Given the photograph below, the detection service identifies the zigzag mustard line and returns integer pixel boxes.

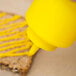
[0,42,29,51]
[0,15,21,21]
[0,15,21,25]
[7,42,32,53]
[0,31,19,36]
[0,21,27,29]
[0,52,29,57]
[0,34,26,42]
[0,40,27,47]
[0,29,27,37]
[0,23,26,35]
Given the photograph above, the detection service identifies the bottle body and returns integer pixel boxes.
[26,0,76,51]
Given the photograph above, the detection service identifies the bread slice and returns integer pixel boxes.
[0,11,33,76]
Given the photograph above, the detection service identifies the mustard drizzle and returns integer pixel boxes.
[0,12,36,57]
[0,12,39,57]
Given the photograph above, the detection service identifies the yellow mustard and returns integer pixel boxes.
[0,12,39,57]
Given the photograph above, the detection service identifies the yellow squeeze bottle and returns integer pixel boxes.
[0,0,76,57]
[26,0,76,55]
